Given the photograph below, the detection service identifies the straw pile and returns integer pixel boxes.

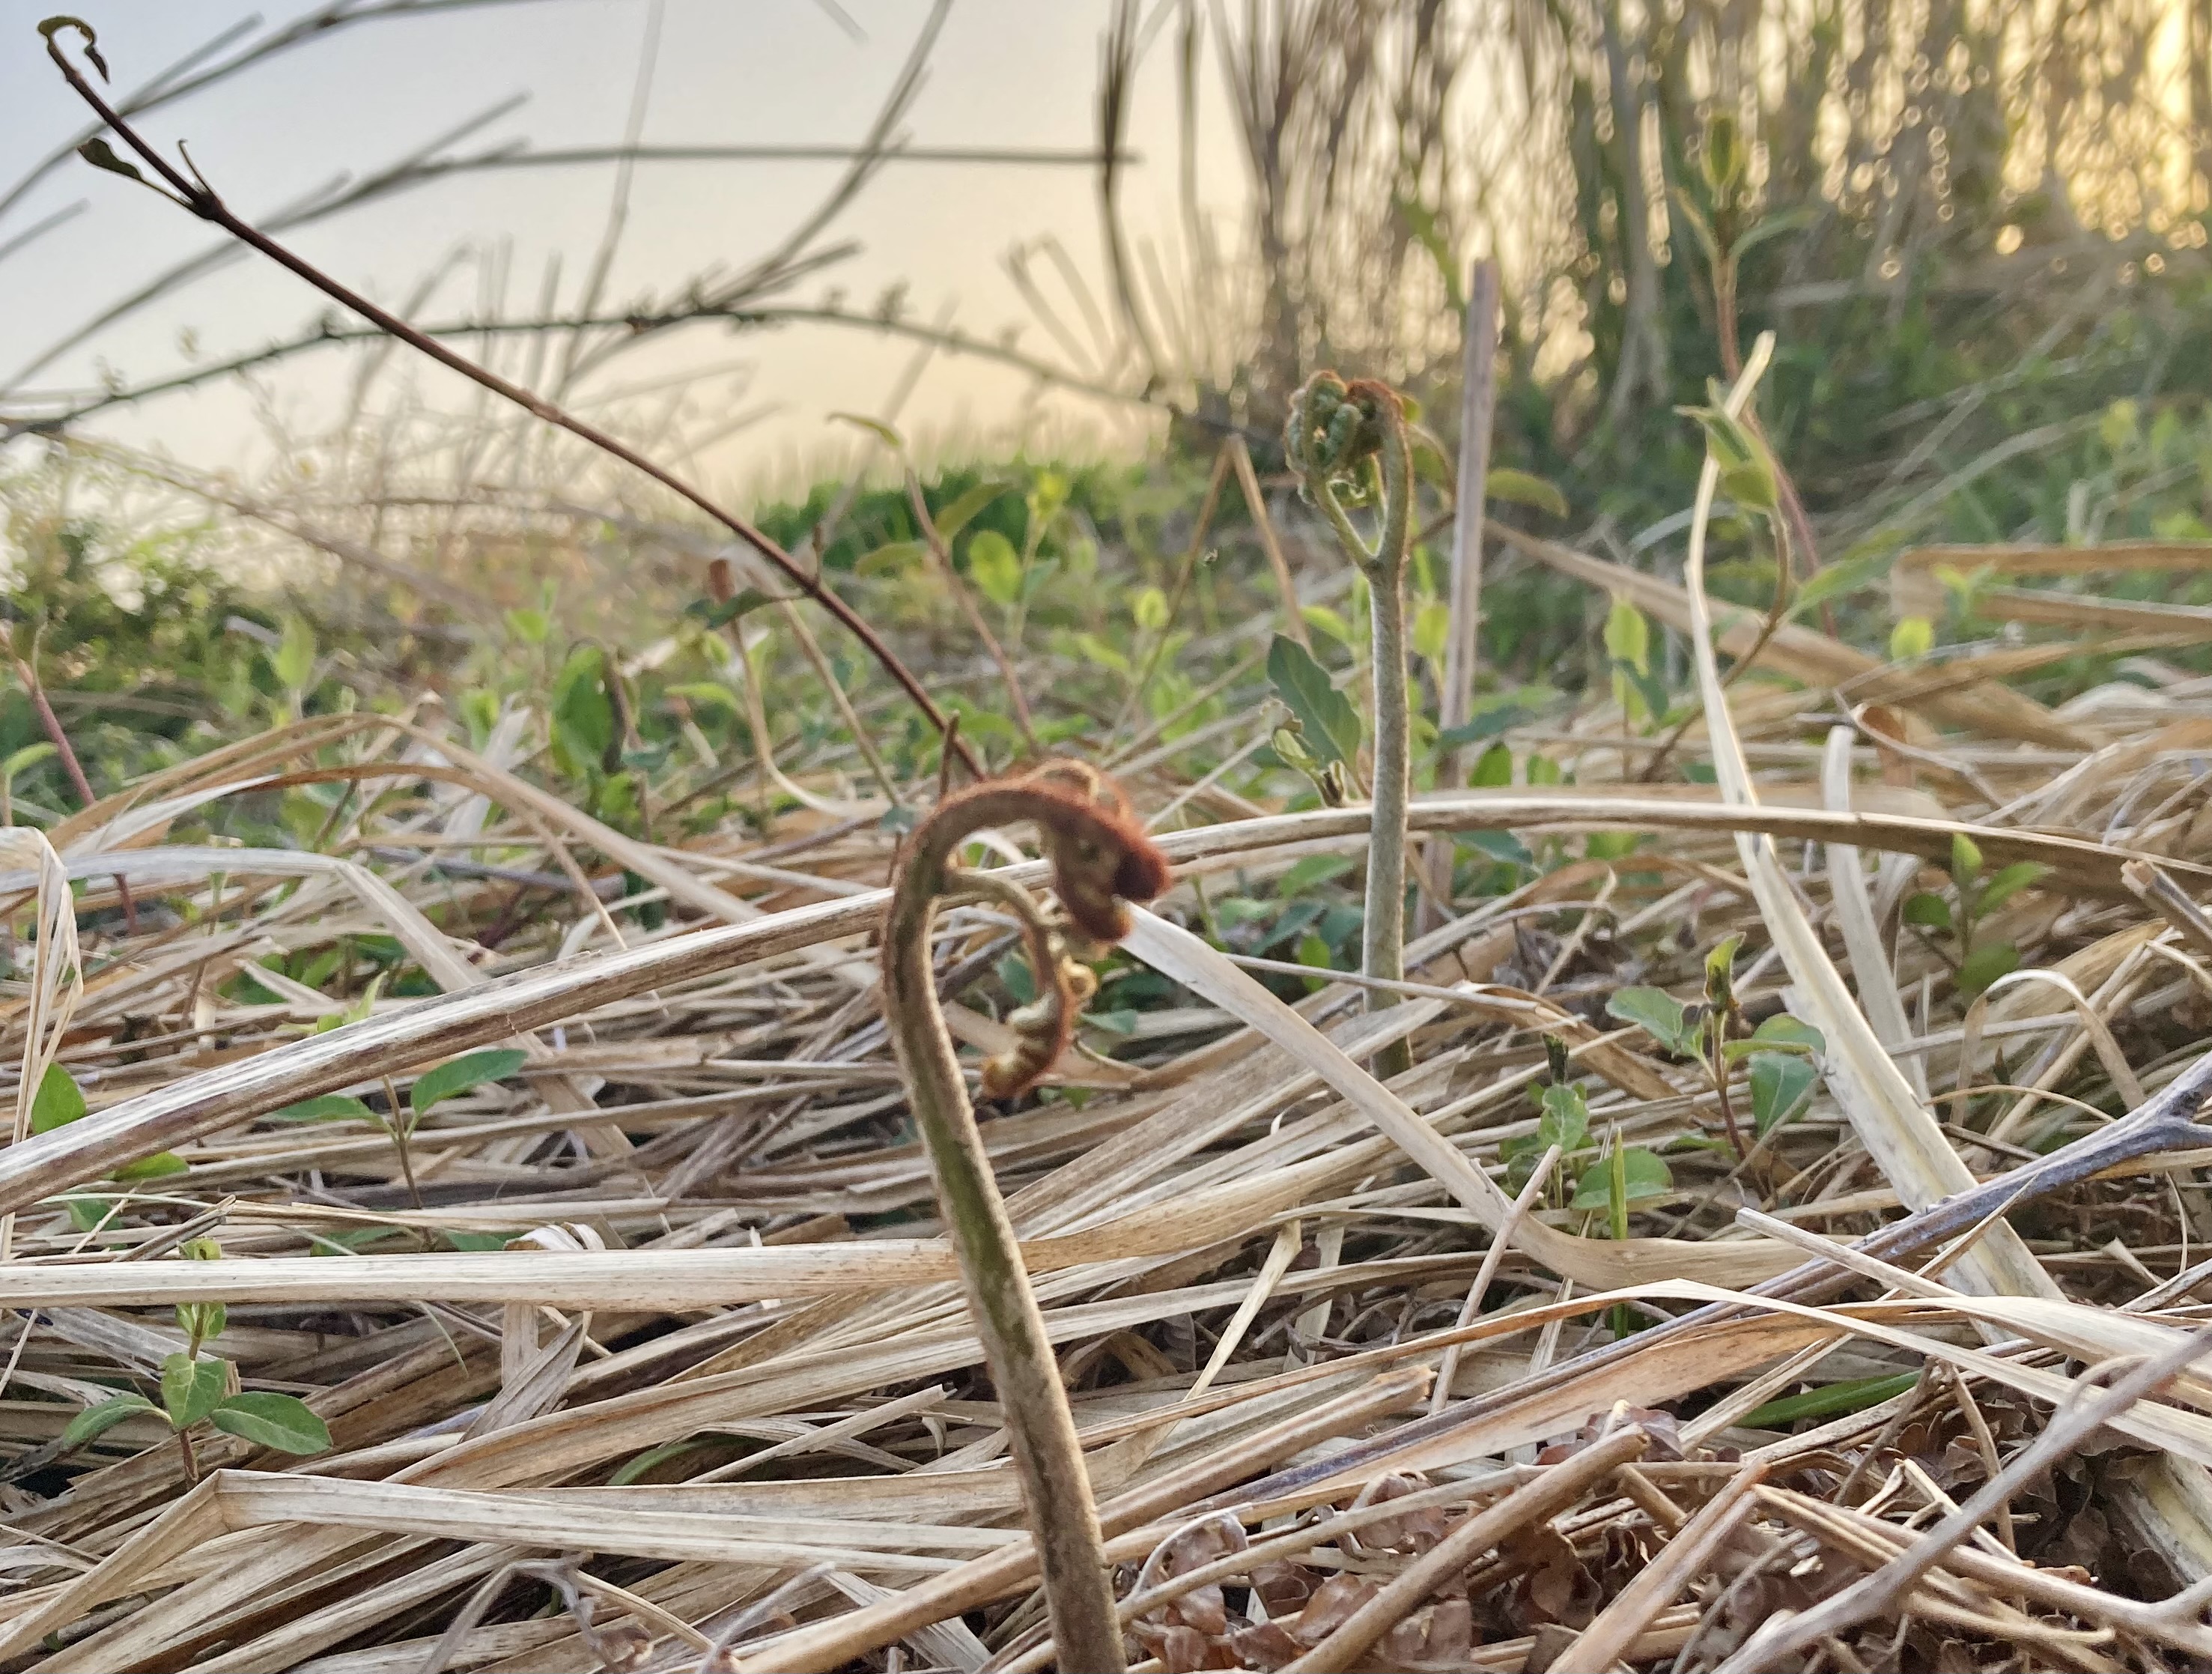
[7,530,2212,1674]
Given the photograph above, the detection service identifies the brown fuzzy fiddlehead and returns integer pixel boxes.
[881,761,1167,1674]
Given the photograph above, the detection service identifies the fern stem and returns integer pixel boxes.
[881,770,1165,1674]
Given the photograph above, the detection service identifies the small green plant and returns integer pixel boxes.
[31,1064,186,1230]
[1903,834,2047,998]
[62,1238,329,1482]
[274,1048,528,1208]
[1499,1037,1675,1219]
[1607,938,1826,1156]
[1284,372,1418,1077]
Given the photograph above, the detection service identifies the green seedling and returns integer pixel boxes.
[1284,372,1419,1079]
[273,1048,527,1209]
[31,1064,186,1228]
[1608,936,1826,1157]
[1500,1037,1674,1234]
[1903,833,2047,998]
[63,1238,329,1482]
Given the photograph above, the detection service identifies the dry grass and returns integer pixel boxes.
[6,464,2212,1674]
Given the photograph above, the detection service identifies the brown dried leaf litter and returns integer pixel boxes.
[13,561,2212,1670]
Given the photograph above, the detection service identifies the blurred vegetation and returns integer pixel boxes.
[3,0,2211,855]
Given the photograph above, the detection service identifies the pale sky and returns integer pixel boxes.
[0,1,1240,499]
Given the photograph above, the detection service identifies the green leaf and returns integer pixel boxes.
[667,682,739,718]
[827,411,905,449]
[270,1094,377,1124]
[160,1353,229,1431]
[61,1393,157,1450]
[1468,742,1513,788]
[609,1438,711,1486]
[1903,892,1954,932]
[174,1300,225,1349]
[2099,398,2139,455]
[1749,1052,1819,1135]
[854,539,925,578]
[1462,830,1532,868]
[1,742,57,782]
[1437,703,1532,750]
[1584,830,1640,862]
[1300,604,1354,646]
[209,1392,330,1455]
[66,1197,112,1234]
[1729,205,1817,261]
[1703,110,1746,195]
[272,616,317,693]
[1602,597,1651,674]
[1724,1014,1826,1060]
[1570,1146,1671,1210]
[1278,855,1354,895]
[503,606,549,643]
[932,480,1012,541]
[1790,551,1891,617]
[1957,941,2020,998]
[1978,861,2048,914]
[1950,831,1984,886]
[442,1230,511,1252]
[30,1064,85,1134]
[1536,1083,1590,1155]
[1020,557,1060,602]
[1071,632,1130,676]
[1483,467,1569,518]
[550,645,615,765]
[1739,1371,1918,1430]
[997,950,1038,1006]
[684,587,783,628]
[1678,403,1778,512]
[1756,1014,1824,1051]
[1606,986,1695,1055]
[967,530,1022,607]
[111,1151,187,1181]
[1889,616,1934,661]
[1704,933,1743,995]
[1267,635,1361,770]
[1413,598,1450,664]
[76,136,143,184]
[410,1049,527,1119]
[1131,584,1170,631]
[1292,932,1334,991]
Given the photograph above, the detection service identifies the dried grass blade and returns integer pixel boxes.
[1119,909,1808,1287]
[1683,336,2055,1305]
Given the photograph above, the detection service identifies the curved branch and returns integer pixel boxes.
[37,19,982,780]
[881,762,1167,1674]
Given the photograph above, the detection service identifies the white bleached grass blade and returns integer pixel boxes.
[1681,336,2056,1305]
[1820,727,1927,1099]
[1118,907,1811,1288]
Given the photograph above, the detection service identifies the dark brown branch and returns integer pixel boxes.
[39,21,979,778]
